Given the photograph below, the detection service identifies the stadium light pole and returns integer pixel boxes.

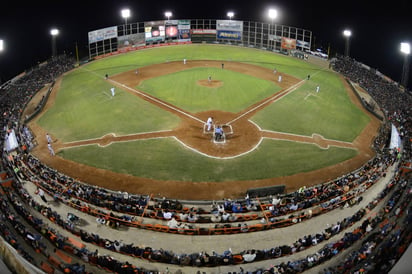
[0,39,3,84]
[121,8,131,36]
[50,28,59,58]
[268,8,278,49]
[227,11,234,21]
[400,42,410,88]
[343,29,352,58]
[165,11,172,21]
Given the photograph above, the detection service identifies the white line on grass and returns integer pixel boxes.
[63,130,173,145]
[79,66,205,124]
[227,79,305,125]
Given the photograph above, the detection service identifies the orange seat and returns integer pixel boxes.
[55,249,72,263]
[41,262,55,274]
[67,237,85,249]
[48,256,61,268]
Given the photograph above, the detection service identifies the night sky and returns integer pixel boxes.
[0,0,411,88]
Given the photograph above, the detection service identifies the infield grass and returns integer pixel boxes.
[138,67,281,112]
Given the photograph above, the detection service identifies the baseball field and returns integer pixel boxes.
[28,44,379,199]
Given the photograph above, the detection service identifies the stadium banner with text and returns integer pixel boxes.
[178,20,191,42]
[190,29,217,43]
[145,21,166,43]
[216,20,243,31]
[88,26,118,44]
[216,20,243,41]
[281,37,297,50]
[217,30,242,41]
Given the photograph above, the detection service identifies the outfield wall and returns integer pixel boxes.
[88,19,312,59]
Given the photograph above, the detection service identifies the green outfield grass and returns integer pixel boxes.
[37,44,371,182]
[59,138,358,182]
[252,69,370,142]
[137,67,281,113]
[37,69,180,142]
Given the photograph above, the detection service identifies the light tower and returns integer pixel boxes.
[50,28,59,58]
[121,8,131,35]
[268,8,278,49]
[343,29,352,58]
[227,11,234,21]
[165,11,172,21]
[400,42,410,88]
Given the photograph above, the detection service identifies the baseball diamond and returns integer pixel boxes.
[25,44,379,200]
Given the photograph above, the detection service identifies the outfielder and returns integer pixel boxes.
[110,87,115,97]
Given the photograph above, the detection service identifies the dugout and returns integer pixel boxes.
[246,185,285,198]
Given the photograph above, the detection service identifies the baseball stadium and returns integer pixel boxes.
[0,17,411,274]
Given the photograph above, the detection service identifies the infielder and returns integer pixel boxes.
[46,133,52,143]
[47,143,55,156]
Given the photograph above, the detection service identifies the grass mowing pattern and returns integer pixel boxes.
[38,69,180,142]
[137,67,281,113]
[252,70,370,142]
[59,138,358,182]
[38,44,370,182]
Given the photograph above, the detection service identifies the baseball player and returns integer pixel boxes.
[111,87,115,97]
[47,143,55,156]
[206,117,213,131]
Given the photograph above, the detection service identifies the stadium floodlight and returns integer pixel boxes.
[227,11,234,21]
[0,39,4,52]
[343,29,352,58]
[165,11,172,21]
[121,8,131,35]
[50,28,59,57]
[268,8,278,23]
[267,8,278,49]
[400,42,410,88]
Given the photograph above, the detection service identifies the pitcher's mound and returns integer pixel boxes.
[197,79,223,88]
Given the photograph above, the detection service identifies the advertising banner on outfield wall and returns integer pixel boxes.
[145,21,166,43]
[118,33,146,51]
[217,31,242,41]
[178,20,191,42]
[88,26,118,44]
[216,20,243,41]
[281,37,297,50]
[216,20,243,31]
[191,29,217,43]
[165,20,179,39]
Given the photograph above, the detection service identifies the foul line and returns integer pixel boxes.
[227,79,305,125]
[80,66,205,124]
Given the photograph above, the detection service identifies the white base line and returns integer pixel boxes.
[227,79,305,125]
[80,66,205,124]
[63,130,173,145]
[115,81,205,124]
